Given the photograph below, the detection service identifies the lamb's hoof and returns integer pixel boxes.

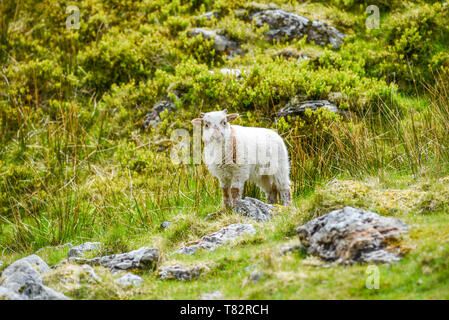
[232,197,274,221]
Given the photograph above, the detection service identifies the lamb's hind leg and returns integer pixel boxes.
[259,175,278,204]
[274,175,292,206]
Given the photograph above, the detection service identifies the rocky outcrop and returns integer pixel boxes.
[158,265,207,281]
[143,100,176,128]
[67,242,101,259]
[69,247,159,273]
[174,223,256,255]
[187,28,242,57]
[296,206,410,264]
[233,197,274,221]
[251,10,345,49]
[0,255,69,300]
[277,99,340,118]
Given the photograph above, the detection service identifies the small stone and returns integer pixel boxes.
[160,221,172,229]
[276,49,309,61]
[158,265,206,281]
[199,11,219,20]
[114,274,143,287]
[67,242,101,259]
[249,270,263,282]
[220,68,243,79]
[233,197,274,221]
[200,290,223,300]
[143,100,176,128]
[279,243,305,256]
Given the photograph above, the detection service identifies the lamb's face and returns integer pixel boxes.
[191,110,239,143]
[201,111,229,143]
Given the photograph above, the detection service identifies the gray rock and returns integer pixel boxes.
[277,99,340,118]
[280,243,306,256]
[69,247,159,272]
[276,49,310,61]
[143,99,176,128]
[2,255,51,276]
[67,242,101,259]
[233,197,274,221]
[158,265,205,281]
[251,10,345,49]
[187,28,242,57]
[199,11,219,20]
[174,223,257,255]
[220,68,243,79]
[296,206,410,264]
[200,290,223,300]
[160,221,172,229]
[0,286,24,300]
[114,273,143,287]
[80,264,101,283]
[1,261,69,300]
[249,270,263,282]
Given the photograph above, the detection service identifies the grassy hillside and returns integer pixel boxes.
[1,0,449,299]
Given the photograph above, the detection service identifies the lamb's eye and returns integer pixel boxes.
[205,123,209,128]
[221,120,227,126]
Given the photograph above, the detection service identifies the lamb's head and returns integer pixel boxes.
[192,109,239,143]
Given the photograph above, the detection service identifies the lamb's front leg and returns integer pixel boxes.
[219,178,232,209]
[221,186,232,209]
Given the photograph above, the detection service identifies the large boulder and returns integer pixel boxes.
[251,10,345,49]
[69,247,159,273]
[0,256,69,300]
[296,206,410,264]
[174,223,256,255]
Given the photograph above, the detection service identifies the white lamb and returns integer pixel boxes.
[192,109,292,208]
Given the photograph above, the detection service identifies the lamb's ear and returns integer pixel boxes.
[226,113,239,122]
[191,118,203,125]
